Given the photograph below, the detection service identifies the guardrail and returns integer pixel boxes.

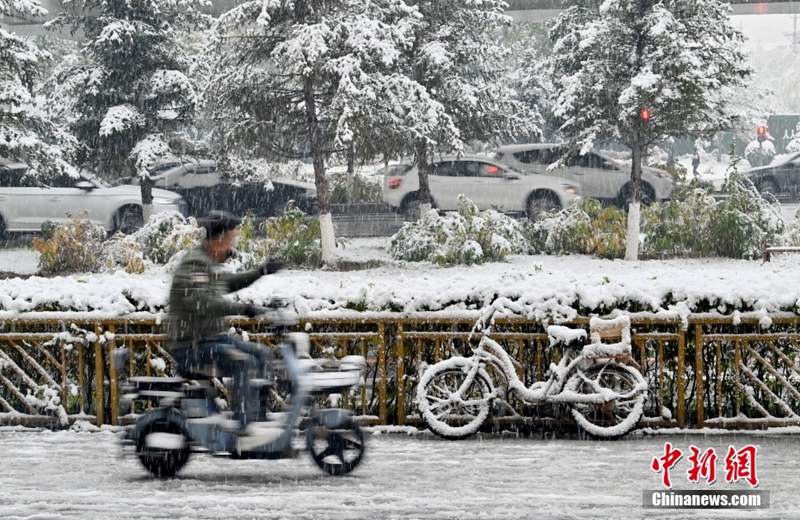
[1,315,799,431]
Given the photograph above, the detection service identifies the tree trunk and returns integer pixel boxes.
[415,139,431,217]
[624,144,644,261]
[304,76,336,265]
[140,174,154,226]
[346,143,355,203]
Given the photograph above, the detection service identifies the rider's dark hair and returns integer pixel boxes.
[198,210,242,239]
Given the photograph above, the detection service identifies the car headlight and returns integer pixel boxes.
[153,197,179,205]
[658,172,669,178]
[563,185,579,195]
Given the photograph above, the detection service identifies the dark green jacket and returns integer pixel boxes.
[166,244,261,351]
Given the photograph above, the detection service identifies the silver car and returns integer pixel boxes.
[494,143,674,206]
[381,155,580,220]
[0,161,185,235]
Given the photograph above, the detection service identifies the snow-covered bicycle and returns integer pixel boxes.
[416,303,647,440]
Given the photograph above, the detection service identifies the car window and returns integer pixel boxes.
[46,174,82,188]
[0,170,38,188]
[459,161,484,177]
[513,150,540,164]
[430,162,460,177]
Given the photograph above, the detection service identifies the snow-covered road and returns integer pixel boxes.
[1,428,799,519]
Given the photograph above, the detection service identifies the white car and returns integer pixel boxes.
[0,161,186,235]
[494,143,674,206]
[382,155,580,220]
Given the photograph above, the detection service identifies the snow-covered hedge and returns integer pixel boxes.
[390,196,529,265]
[745,140,776,167]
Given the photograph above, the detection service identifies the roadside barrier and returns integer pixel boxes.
[1,315,799,431]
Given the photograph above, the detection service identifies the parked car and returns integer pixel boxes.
[493,143,674,206]
[381,155,580,220]
[0,160,185,236]
[742,151,800,200]
[146,161,318,218]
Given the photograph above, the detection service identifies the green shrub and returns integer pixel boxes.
[330,172,383,204]
[235,210,328,268]
[390,196,529,265]
[641,158,783,259]
[709,161,783,258]
[641,188,716,257]
[32,214,106,274]
[131,211,203,264]
[526,199,627,259]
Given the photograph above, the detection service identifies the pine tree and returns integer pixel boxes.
[543,0,750,260]
[0,0,75,177]
[205,0,419,265]
[398,0,538,216]
[46,0,207,223]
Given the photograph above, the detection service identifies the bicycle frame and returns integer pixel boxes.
[459,308,644,408]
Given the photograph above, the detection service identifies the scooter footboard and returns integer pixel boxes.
[314,408,354,429]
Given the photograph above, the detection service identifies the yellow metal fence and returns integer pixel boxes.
[1,315,800,430]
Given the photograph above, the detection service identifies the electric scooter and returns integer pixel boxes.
[118,300,367,477]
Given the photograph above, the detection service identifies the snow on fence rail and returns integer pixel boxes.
[1,315,800,431]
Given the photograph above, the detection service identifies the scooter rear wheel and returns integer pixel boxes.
[136,418,191,478]
[306,416,365,476]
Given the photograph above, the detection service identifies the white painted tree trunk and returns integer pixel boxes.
[142,204,154,225]
[625,201,641,261]
[419,202,432,218]
[319,212,337,265]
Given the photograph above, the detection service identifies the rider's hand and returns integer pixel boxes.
[243,304,267,318]
[258,259,285,276]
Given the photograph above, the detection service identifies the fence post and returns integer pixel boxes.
[378,322,387,425]
[677,326,685,429]
[108,324,118,426]
[397,323,405,426]
[94,324,104,426]
[695,323,704,429]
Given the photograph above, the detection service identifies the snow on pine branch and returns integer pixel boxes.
[99,105,145,137]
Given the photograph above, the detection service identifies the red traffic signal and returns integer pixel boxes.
[640,108,651,122]
[757,125,767,142]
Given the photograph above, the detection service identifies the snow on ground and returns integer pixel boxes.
[0,247,40,275]
[0,428,798,519]
[3,238,800,321]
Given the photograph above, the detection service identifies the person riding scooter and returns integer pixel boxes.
[166,210,284,430]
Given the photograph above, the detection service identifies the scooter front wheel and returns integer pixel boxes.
[136,418,191,478]
[417,358,494,440]
[306,416,365,476]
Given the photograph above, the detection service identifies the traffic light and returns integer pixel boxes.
[640,108,651,122]
[757,125,767,143]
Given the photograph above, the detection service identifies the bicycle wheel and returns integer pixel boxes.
[417,358,494,440]
[566,363,645,440]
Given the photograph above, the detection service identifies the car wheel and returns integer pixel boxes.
[400,193,421,221]
[617,183,655,208]
[526,193,560,221]
[115,205,144,235]
[757,178,779,198]
[0,215,5,240]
